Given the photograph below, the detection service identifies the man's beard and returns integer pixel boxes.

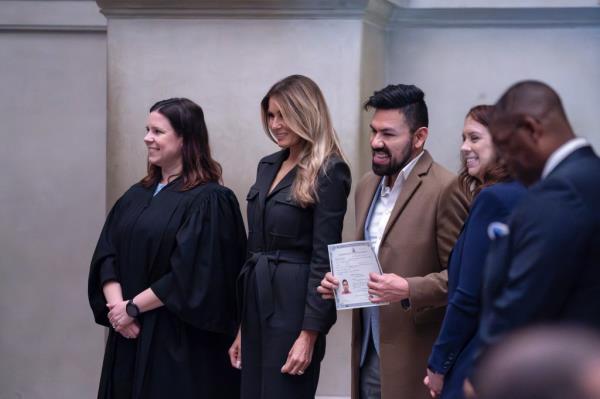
[371,144,413,177]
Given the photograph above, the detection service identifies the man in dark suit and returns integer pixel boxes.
[478,80,600,354]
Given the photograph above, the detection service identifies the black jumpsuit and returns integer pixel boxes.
[239,150,351,399]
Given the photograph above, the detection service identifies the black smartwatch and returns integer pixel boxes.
[126,299,140,318]
[401,298,411,310]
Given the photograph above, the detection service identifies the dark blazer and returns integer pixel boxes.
[428,181,526,399]
[239,149,351,399]
[479,146,600,353]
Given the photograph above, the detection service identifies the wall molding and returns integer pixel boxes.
[389,7,600,28]
[364,0,396,29]
[97,0,372,19]
[390,0,599,7]
[0,1,106,32]
[95,0,396,26]
[94,0,600,29]
[2,1,598,30]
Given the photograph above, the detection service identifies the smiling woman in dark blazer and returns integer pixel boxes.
[228,74,351,399]
[423,105,527,399]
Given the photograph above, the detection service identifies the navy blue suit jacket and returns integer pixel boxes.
[428,181,526,399]
[479,146,600,352]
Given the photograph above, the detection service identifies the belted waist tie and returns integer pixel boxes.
[238,250,310,321]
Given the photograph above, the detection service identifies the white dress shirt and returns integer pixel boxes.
[367,151,424,255]
[542,137,590,179]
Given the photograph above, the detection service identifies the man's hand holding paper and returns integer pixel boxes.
[325,241,390,310]
[367,272,410,304]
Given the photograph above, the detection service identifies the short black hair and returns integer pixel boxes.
[364,84,428,133]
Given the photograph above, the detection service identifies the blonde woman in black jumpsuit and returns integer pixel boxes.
[229,75,351,398]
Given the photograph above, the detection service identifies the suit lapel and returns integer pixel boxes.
[380,151,433,244]
[256,150,287,206]
[267,166,297,200]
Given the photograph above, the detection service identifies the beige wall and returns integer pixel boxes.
[105,18,364,207]
[1,1,600,398]
[0,29,107,399]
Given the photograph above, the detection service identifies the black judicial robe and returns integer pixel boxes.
[88,179,246,399]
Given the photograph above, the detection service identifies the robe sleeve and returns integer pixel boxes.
[151,187,247,336]
[302,158,352,334]
[88,199,122,328]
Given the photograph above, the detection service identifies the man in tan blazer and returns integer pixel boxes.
[319,84,468,399]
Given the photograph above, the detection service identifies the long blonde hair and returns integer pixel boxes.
[261,75,347,207]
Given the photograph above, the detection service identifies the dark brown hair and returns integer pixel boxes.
[141,98,222,190]
[458,104,510,200]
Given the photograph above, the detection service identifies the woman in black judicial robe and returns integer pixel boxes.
[228,75,351,398]
[88,98,246,399]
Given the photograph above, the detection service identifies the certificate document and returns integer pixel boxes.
[328,240,389,310]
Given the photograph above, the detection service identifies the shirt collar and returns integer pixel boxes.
[542,137,589,179]
[380,150,424,196]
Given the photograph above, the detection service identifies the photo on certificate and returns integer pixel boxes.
[327,240,389,310]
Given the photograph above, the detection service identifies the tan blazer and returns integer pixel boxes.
[351,150,469,399]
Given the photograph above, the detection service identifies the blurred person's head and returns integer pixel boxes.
[476,326,600,399]
[490,80,575,186]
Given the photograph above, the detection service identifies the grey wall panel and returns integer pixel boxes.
[0,31,107,399]
[386,26,600,174]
